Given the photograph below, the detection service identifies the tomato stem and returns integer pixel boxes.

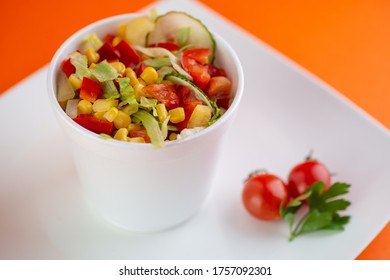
[244,169,268,183]
[305,149,314,161]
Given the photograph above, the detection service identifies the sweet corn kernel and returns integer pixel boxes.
[118,23,127,39]
[77,100,93,115]
[94,111,106,120]
[85,47,100,65]
[113,110,131,129]
[127,123,142,131]
[110,61,126,75]
[156,103,168,122]
[92,99,118,112]
[68,74,82,90]
[134,83,145,101]
[140,67,158,85]
[125,67,138,86]
[187,105,212,128]
[89,63,97,69]
[112,36,122,47]
[169,133,178,141]
[128,137,145,143]
[168,107,185,124]
[114,128,129,141]
[104,107,119,122]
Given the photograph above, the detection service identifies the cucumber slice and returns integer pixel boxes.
[166,74,219,116]
[147,11,216,61]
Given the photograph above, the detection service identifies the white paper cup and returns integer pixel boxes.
[47,13,244,232]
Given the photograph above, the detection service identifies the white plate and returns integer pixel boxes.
[1,0,389,259]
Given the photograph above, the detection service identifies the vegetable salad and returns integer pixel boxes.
[57,11,233,147]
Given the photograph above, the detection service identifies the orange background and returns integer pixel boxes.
[1,0,389,259]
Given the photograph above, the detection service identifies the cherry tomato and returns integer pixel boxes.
[287,159,331,199]
[181,48,211,90]
[242,172,289,221]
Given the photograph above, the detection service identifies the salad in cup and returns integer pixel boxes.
[57,11,234,148]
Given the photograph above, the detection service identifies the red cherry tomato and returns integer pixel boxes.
[242,172,289,221]
[287,159,331,199]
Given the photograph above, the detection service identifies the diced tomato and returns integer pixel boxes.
[114,40,141,68]
[207,64,227,77]
[104,34,116,44]
[128,130,151,143]
[216,98,230,109]
[73,114,114,135]
[181,48,211,91]
[183,48,211,64]
[79,77,102,102]
[97,42,119,62]
[61,58,75,77]
[176,100,202,131]
[175,86,203,131]
[148,42,179,51]
[141,84,179,109]
[177,85,197,104]
[206,76,231,100]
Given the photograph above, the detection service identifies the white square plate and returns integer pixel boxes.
[1,0,389,259]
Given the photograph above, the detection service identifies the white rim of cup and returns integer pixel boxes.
[47,13,244,150]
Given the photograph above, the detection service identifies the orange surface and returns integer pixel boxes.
[1,0,389,259]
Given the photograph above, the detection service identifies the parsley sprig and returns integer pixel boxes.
[280,182,351,241]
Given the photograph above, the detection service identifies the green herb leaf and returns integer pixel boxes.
[321,182,351,201]
[297,210,333,235]
[280,181,352,241]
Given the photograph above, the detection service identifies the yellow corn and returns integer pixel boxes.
[125,68,138,87]
[68,74,82,90]
[77,100,93,115]
[140,66,158,85]
[104,107,119,122]
[134,83,145,101]
[118,23,127,39]
[92,99,118,112]
[85,47,100,65]
[113,110,131,129]
[187,105,212,128]
[127,123,142,131]
[114,128,129,141]
[156,103,168,122]
[89,63,97,69]
[93,111,106,120]
[168,107,185,124]
[110,61,126,75]
[169,133,178,141]
[112,36,122,47]
[128,137,145,143]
